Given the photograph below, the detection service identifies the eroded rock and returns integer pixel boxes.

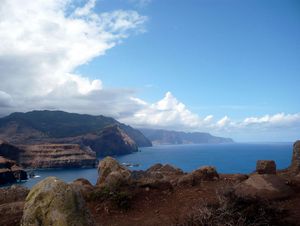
[256,160,276,174]
[96,157,131,188]
[21,177,95,226]
[192,166,219,183]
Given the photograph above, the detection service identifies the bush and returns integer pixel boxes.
[173,187,292,226]
[88,186,132,210]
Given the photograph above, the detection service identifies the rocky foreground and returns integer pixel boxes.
[1,141,300,226]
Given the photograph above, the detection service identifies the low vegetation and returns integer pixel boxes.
[173,187,292,226]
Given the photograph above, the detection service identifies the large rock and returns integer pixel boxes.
[96,157,131,188]
[291,140,300,174]
[234,174,293,200]
[192,166,219,183]
[256,160,276,174]
[21,177,95,226]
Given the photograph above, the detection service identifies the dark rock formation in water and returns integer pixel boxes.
[0,156,27,185]
[256,160,276,174]
[21,177,95,226]
[139,128,233,145]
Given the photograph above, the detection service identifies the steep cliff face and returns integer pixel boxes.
[19,144,97,169]
[77,125,139,157]
[139,128,233,145]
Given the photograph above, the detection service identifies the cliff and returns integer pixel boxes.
[0,156,27,185]
[19,144,97,169]
[0,110,152,148]
[61,125,139,157]
[139,128,233,145]
[0,140,96,169]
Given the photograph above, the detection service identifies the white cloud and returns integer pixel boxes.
[0,0,147,100]
[120,92,300,141]
[0,0,298,142]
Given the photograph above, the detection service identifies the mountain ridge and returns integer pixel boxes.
[139,128,233,145]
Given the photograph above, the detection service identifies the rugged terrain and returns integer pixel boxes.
[0,111,152,156]
[0,140,96,174]
[140,128,233,145]
[0,140,300,226]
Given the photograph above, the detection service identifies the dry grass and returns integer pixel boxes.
[173,187,292,226]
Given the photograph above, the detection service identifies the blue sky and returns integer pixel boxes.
[0,0,299,141]
[79,0,300,120]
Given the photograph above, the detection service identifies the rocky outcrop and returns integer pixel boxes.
[234,174,293,200]
[21,177,95,226]
[20,144,96,168]
[256,160,276,174]
[71,178,94,199]
[96,156,131,188]
[290,140,300,174]
[191,166,219,182]
[0,156,27,185]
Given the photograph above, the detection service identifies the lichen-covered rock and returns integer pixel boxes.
[21,177,95,226]
[234,174,292,200]
[256,160,276,174]
[192,166,219,183]
[96,157,131,187]
[291,140,300,174]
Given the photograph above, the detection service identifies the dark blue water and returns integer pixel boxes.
[18,143,293,188]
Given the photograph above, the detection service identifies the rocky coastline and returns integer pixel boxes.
[0,140,300,225]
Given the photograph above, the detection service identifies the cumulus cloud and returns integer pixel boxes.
[0,0,147,104]
[0,0,298,142]
[120,92,300,141]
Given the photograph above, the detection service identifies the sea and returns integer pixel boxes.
[16,142,293,188]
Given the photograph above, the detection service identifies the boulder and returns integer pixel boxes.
[256,160,276,174]
[146,163,184,181]
[234,174,293,200]
[11,165,28,180]
[192,166,219,183]
[71,178,94,198]
[96,157,131,187]
[290,140,300,174]
[177,174,195,187]
[21,177,95,226]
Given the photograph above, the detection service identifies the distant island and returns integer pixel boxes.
[139,128,233,145]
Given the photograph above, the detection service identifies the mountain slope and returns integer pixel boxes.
[139,128,233,145]
[0,111,152,148]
